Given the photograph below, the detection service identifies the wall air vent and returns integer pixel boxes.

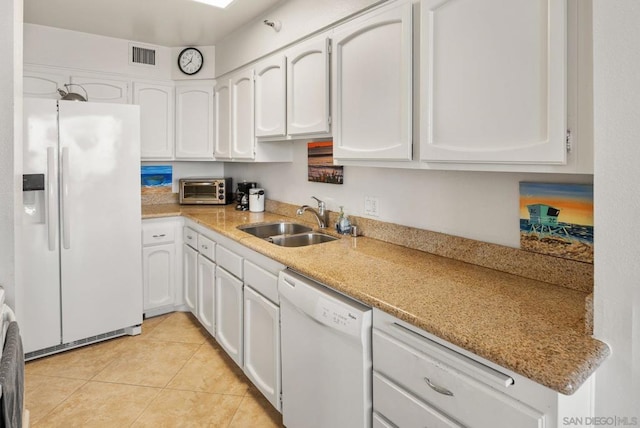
[130,44,156,66]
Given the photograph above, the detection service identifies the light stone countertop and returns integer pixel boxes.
[142,203,609,395]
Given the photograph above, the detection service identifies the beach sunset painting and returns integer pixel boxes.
[308,141,343,184]
[519,182,594,263]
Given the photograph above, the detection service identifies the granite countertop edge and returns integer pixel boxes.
[142,204,610,395]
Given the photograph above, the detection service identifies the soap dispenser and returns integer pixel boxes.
[336,206,352,235]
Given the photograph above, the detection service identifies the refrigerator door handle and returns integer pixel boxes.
[46,147,56,251]
[61,146,71,250]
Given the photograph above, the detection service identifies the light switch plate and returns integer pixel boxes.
[364,196,379,217]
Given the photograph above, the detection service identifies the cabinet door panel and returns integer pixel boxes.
[215,266,243,367]
[143,245,175,311]
[133,82,175,159]
[255,56,287,137]
[231,69,255,159]
[176,85,215,159]
[197,254,216,336]
[214,80,231,159]
[244,286,281,411]
[333,2,412,161]
[420,0,567,164]
[286,36,330,136]
[70,75,129,103]
[183,244,198,315]
[24,70,68,99]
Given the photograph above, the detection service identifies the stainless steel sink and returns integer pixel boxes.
[237,222,313,239]
[237,222,338,247]
[268,232,338,247]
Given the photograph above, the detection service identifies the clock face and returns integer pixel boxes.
[178,48,204,75]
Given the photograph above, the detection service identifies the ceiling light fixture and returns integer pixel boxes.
[192,0,236,9]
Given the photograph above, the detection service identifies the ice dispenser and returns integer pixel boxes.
[22,173,46,223]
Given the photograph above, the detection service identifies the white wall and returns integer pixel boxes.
[24,24,216,81]
[215,0,382,75]
[226,145,591,248]
[593,0,640,420]
[0,0,22,308]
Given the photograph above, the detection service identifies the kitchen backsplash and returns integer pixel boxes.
[265,199,594,295]
[141,192,179,205]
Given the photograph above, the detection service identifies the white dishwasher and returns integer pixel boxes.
[278,269,372,428]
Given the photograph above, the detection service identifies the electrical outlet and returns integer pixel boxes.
[364,196,379,217]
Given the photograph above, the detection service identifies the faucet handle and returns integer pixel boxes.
[311,196,325,213]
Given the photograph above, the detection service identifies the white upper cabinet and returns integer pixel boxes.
[24,69,68,99]
[420,0,568,165]
[214,79,232,159]
[231,69,256,159]
[286,35,331,136]
[215,68,256,160]
[133,82,175,160]
[255,56,287,138]
[332,1,413,161]
[175,83,215,160]
[69,74,129,104]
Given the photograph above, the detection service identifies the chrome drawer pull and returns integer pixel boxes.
[424,377,454,397]
[201,245,208,250]
[152,234,166,238]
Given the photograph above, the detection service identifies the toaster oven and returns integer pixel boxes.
[179,178,233,205]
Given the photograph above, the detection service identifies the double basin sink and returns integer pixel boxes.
[238,221,338,247]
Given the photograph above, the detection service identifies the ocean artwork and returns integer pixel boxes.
[519,182,594,263]
[308,141,343,184]
[141,165,172,194]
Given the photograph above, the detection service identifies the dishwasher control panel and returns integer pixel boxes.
[316,297,362,337]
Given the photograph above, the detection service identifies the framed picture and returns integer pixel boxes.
[307,141,343,184]
[141,165,172,194]
[519,182,594,263]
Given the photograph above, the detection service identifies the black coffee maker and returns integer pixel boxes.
[236,181,257,211]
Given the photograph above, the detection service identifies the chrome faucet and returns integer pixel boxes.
[296,196,329,229]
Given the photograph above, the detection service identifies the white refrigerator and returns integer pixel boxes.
[20,98,143,355]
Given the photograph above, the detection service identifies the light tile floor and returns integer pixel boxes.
[25,312,284,427]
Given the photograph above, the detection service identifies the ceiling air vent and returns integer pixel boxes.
[130,44,156,66]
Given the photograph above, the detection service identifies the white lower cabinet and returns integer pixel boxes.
[215,265,244,367]
[183,225,217,334]
[142,218,181,317]
[372,308,595,428]
[183,227,199,315]
[243,261,281,411]
[197,254,216,336]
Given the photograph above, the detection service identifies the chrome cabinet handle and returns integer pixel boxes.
[201,245,208,250]
[424,377,454,396]
[153,234,166,238]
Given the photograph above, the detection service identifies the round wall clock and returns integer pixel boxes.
[178,47,204,75]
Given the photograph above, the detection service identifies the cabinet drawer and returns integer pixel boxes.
[374,372,462,428]
[217,245,243,279]
[183,226,198,249]
[198,235,215,261]
[244,260,278,304]
[373,330,544,428]
[142,223,175,245]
